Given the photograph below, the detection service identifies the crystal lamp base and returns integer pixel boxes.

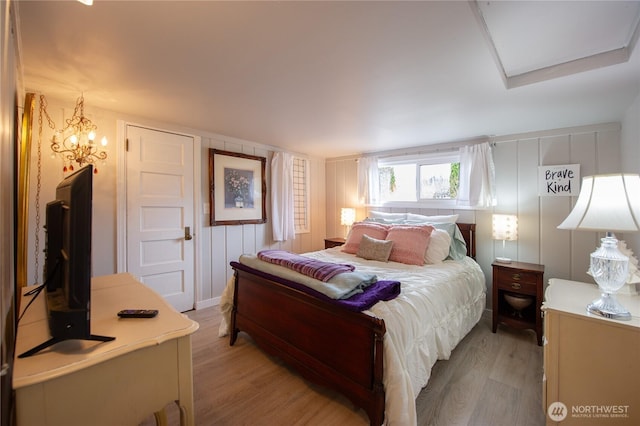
[587,233,632,321]
[587,292,632,321]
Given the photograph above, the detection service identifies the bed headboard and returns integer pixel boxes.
[456,223,476,259]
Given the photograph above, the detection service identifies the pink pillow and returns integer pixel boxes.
[386,225,434,265]
[342,222,389,254]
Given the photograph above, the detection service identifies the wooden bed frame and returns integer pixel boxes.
[229,223,476,425]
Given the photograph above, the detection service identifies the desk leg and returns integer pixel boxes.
[153,409,168,426]
[177,336,195,426]
[178,403,187,426]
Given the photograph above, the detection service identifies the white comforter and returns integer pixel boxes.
[219,247,486,426]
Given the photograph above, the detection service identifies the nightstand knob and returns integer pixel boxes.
[512,273,521,280]
[511,282,522,290]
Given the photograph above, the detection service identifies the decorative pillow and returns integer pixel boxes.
[405,213,459,223]
[342,222,389,254]
[356,234,394,262]
[385,225,434,266]
[424,229,451,264]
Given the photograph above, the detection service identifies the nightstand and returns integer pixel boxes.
[324,237,345,249]
[492,260,545,345]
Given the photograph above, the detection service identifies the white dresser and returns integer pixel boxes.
[542,279,640,425]
[13,273,199,426]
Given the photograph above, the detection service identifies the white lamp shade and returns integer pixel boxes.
[340,208,356,226]
[492,214,518,241]
[558,174,640,232]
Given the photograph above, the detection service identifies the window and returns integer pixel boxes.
[378,152,460,204]
[379,163,416,202]
[292,157,310,233]
[419,162,459,199]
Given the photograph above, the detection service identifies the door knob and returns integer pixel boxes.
[185,226,193,241]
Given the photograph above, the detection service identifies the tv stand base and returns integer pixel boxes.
[18,334,115,358]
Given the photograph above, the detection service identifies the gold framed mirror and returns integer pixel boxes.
[17,93,35,288]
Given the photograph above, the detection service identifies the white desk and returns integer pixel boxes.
[13,273,199,426]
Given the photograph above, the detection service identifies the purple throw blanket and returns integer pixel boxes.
[257,249,355,282]
[231,261,401,311]
[330,280,401,312]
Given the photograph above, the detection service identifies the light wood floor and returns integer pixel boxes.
[149,307,545,425]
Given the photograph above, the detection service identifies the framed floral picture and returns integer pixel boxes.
[209,149,267,226]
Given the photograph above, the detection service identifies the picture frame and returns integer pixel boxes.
[17,93,36,288]
[209,149,267,226]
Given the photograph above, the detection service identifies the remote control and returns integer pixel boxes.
[117,309,158,318]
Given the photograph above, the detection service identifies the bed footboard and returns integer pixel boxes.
[229,262,386,426]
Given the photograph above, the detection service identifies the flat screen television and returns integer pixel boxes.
[19,165,114,358]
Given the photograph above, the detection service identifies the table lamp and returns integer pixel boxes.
[492,214,518,263]
[340,207,356,237]
[558,173,640,320]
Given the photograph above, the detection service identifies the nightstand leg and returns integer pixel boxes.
[492,306,498,333]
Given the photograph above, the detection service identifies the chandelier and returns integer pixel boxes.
[49,94,107,173]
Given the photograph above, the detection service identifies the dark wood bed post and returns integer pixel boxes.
[457,223,476,259]
[370,331,385,425]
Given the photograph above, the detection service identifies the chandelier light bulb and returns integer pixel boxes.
[88,130,96,141]
[70,134,78,145]
[101,136,108,146]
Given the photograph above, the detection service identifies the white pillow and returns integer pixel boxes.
[369,211,407,221]
[406,213,459,223]
[424,229,452,264]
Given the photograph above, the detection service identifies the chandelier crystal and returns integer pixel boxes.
[49,94,107,173]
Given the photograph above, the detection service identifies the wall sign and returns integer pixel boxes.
[539,164,580,196]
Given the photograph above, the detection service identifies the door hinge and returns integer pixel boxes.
[125,138,129,152]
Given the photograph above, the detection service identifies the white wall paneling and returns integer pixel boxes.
[326,123,623,310]
[621,93,640,256]
[20,94,636,313]
[22,98,326,311]
[197,137,326,309]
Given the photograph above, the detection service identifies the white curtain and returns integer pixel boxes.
[457,142,496,208]
[357,156,380,205]
[271,152,295,241]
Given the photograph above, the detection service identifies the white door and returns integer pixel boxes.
[125,125,195,312]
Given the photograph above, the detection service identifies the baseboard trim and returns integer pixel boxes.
[195,297,219,310]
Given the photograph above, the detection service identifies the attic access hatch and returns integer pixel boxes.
[472,0,640,88]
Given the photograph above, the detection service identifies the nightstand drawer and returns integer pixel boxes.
[496,278,538,295]
[495,268,539,285]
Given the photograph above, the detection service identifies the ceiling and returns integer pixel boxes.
[15,1,640,158]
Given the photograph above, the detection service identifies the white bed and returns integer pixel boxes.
[220,245,486,425]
